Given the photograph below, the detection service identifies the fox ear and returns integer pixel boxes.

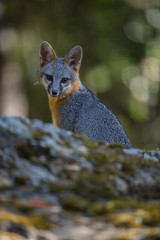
[64,46,83,71]
[39,41,57,67]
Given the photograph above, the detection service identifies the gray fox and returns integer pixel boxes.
[39,41,133,148]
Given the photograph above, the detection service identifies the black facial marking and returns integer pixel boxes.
[61,78,69,84]
[46,74,53,81]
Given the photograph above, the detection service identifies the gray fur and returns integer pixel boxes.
[57,84,133,148]
[39,42,133,148]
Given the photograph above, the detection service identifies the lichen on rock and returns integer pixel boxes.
[0,116,160,240]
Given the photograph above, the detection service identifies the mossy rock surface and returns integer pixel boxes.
[0,116,160,240]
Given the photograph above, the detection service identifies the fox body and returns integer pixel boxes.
[39,41,132,148]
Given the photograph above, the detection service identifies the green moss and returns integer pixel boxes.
[0,210,31,226]
[103,199,138,213]
[60,193,89,211]
[0,209,51,230]
[106,201,160,228]
[142,209,160,226]
[115,237,130,240]
[143,232,160,240]
[14,176,28,186]
[15,205,34,215]
[89,152,108,164]
[49,183,63,193]
[30,214,51,229]
[17,143,50,169]
[78,199,160,226]
[111,212,140,227]
[88,202,106,215]
[71,171,116,200]
[107,143,125,149]
[17,143,33,158]
[32,131,44,141]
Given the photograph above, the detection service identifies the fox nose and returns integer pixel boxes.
[52,90,58,96]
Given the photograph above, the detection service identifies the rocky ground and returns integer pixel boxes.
[0,117,160,240]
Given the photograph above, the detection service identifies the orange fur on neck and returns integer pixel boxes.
[49,80,80,127]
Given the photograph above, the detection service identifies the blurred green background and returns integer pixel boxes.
[0,0,160,149]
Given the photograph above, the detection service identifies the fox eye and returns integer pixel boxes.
[61,78,69,84]
[45,75,53,81]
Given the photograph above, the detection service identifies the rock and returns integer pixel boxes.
[0,116,160,240]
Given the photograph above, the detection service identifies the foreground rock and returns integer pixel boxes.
[0,117,160,240]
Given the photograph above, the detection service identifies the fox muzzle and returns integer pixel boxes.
[48,87,60,97]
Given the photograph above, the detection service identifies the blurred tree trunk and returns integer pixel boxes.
[0,52,5,115]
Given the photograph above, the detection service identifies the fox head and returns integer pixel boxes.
[39,41,83,99]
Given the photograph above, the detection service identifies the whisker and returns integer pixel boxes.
[34,81,41,86]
